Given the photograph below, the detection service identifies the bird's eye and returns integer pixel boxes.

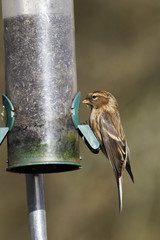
[92,95,97,100]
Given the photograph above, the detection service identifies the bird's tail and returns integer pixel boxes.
[118,177,123,212]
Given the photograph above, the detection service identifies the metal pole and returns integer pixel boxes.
[26,174,48,240]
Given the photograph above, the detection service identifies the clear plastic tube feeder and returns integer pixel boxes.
[2,0,81,173]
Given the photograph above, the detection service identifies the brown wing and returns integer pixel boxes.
[98,111,134,212]
[99,111,134,182]
[99,111,126,180]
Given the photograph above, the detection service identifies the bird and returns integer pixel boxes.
[82,91,134,212]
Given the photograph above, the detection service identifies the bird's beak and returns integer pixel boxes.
[82,99,90,104]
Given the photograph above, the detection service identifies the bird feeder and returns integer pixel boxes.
[2,0,81,173]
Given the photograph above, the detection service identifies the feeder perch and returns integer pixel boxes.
[0,94,15,145]
[72,92,100,153]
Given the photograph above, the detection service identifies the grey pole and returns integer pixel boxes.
[26,174,48,240]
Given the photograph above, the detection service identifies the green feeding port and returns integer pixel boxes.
[2,0,82,173]
[72,92,100,154]
[0,95,15,145]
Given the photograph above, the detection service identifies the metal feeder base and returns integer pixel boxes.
[7,162,82,174]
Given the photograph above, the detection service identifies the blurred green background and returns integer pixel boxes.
[0,0,160,239]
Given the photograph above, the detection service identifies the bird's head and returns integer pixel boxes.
[82,91,118,110]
